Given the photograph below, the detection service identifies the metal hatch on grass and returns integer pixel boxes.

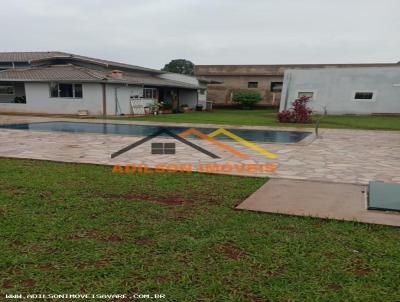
[368,181,400,212]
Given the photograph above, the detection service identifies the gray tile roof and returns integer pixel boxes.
[0,51,163,74]
[0,65,104,82]
[0,64,199,89]
[0,51,66,62]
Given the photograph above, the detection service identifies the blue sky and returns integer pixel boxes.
[2,0,399,68]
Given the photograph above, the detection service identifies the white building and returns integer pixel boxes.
[0,51,210,116]
[280,66,400,114]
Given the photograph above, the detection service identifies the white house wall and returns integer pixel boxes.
[0,82,148,116]
[105,84,147,115]
[0,82,103,115]
[198,89,207,109]
[280,67,400,114]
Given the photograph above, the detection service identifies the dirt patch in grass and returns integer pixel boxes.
[326,283,342,292]
[105,234,123,242]
[77,259,109,269]
[21,279,35,288]
[5,187,27,196]
[37,263,57,272]
[248,297,266,302]
[135,237,155,246]
[324,252,336,259]
[349,268,373,276]
[2,280,13,289]
[68,230,100,241]
[39,191,52,198]
[106,193,191,205]
[221,242,247,260]
[68,231,123,243]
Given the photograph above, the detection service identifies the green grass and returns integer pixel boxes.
[1,158,400,300]
[106,109,400,131]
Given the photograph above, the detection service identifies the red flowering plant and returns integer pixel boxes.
[277,96,313,123]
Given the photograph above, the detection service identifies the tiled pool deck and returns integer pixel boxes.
[0,114,399,185]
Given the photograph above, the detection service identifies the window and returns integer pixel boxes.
[49,83,83,98]
[151,143,176,155]
[298,91,314,100]
[142,88,157,99]
[271,82,283,92]
[0,85,15,95]
[74,84,83,98]
[354,92,374,100]
[59,84,73,98]
[248,82,258,88]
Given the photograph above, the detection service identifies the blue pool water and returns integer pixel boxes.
[0,121,311,143]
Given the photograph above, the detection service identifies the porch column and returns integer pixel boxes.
[101,83,107,116]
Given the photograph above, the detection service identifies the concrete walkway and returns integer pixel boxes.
[237,179,400,227]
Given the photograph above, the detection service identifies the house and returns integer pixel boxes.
[194,63,400,107]
[0,51,210,116]
[279,66,400,115]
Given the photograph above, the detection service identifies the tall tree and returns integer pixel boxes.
[162,59,195,75]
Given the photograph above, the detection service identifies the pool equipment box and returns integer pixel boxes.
[368,181,400,212]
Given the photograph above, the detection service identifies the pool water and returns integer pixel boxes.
[0,121,311,143]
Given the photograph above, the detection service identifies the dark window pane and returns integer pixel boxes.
[151,148,164,155]
[152,143,163,149]
[143,88,156,99]
[0,85,15,95]
[355,92,373,100]
[50,83,58,97]
[164,142,176,154]
[164,148,175,154]
[248,82,258,88]
[74,84,83,98]
[271,82,283,92]
[59,84,73,98]
[151,142,164,154]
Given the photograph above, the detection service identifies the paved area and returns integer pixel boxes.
[0,114,399,184]
[236,179,400,227]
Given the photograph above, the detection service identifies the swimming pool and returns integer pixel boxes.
[0,121,311,143]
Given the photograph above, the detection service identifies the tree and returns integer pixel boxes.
[162,59,195,75]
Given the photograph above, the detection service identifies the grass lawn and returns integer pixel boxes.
[1,158,400,301]
[107,109,400,131]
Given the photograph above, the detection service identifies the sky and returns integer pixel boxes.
[2,0,399,69]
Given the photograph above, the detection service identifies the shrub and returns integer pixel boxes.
[277,96,313,123]
[277,110,294,123]
[232,91,262,109]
